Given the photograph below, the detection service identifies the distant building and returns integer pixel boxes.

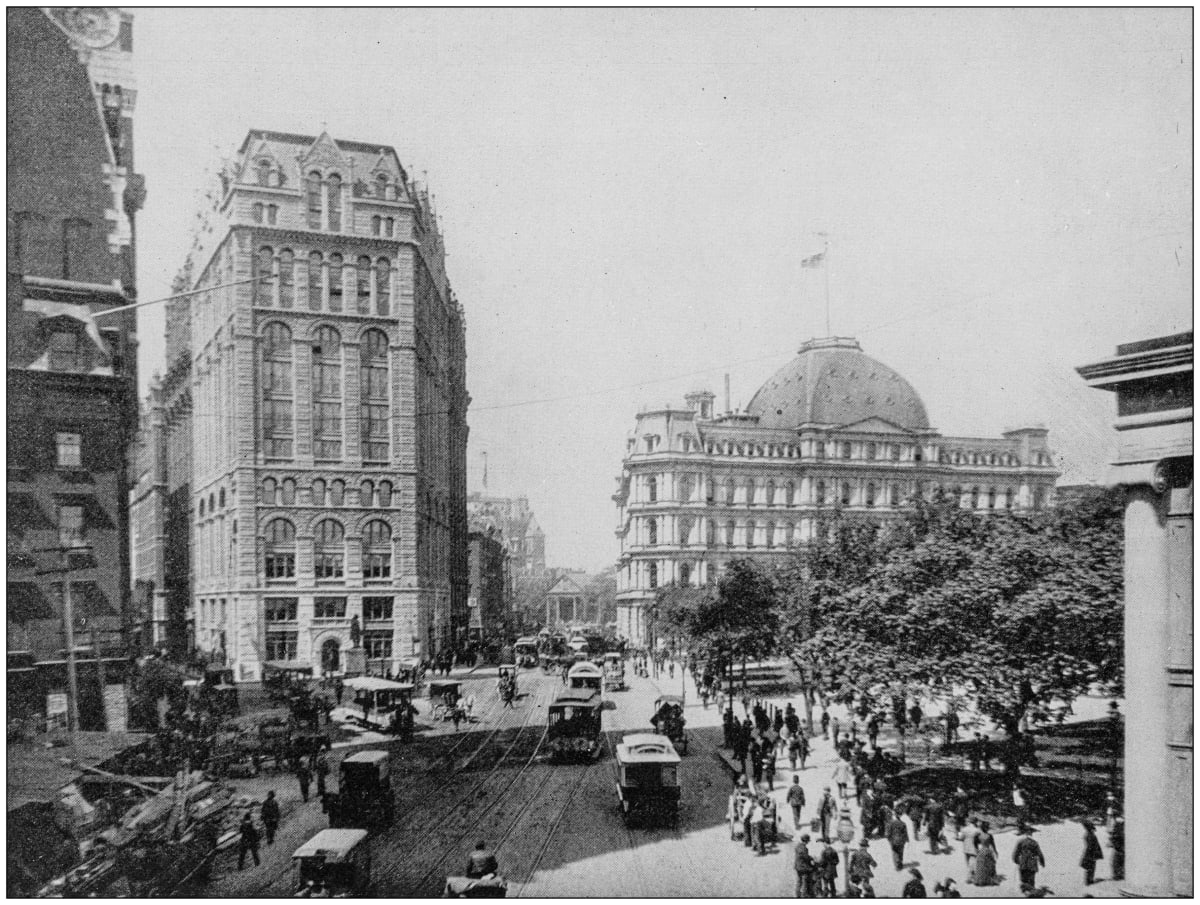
[543,572,592,632]
[613,337,1060,645]
[140,128,470,681]
[6,8,144,729]
[467,529,511,643]
[1077,332,1192,898]
[467,492,546,574]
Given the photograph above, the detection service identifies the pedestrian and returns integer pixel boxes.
[749,739,764,786]
[901,867,927,898]
[968,733,982,771]
[794,834,817,898]
[260,791,280,845]
[831,715,841,746]
[452,702,464,732]
[820,840,840,895]
[951,786,969,834]
[886,810,910,870]
[817,786,837,843]
[314,751,329,798]
[962,817,979,882]
[1012,824,1045,894]
[798,732,810,770]
[867,714,880,750]
[834,756,853,800]
[925,797,946,854]
[980,735,992,771]
[668,660,675,679]
[334,678,344,707]
[296,763,312,803]
[850,837,877,887]
[237,813,261,869]
[973,821,998,886]
[1109,816,1124,881]
[788,734,801,771]
[750,798,768,855]
[786,774,807,828]
[1080,819,1104,886]
[821,710,831,739]
[763,746,777,791]
[466,841,499,878]
[700,686,710,709]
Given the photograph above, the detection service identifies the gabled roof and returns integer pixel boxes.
[547,573,585,597]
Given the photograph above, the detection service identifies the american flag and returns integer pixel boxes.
[801,252,825,269]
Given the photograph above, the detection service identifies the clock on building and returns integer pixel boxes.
[53,8,121,49]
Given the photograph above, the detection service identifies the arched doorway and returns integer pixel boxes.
[320,638,341,674]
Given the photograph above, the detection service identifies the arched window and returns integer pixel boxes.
[970,486,980,509]
[364,520,392,578]
[371,215,382,236]
[375,258,390,315]
[254,246,274,305]
[378,480,392,507]
[706,520,716,546]
[306,171,322,229]
[308,252,323,310]
[326,174,342,231]
[724,520,735,546]
[219,488,226,508]
[1032,487,1046,509]
[356,255,372,313]
[678,474,693,502]
[815,441,826,459]
[646,518,657,546]
[330,480,345,507]
[360,329,390,462]
[765,480,776,506]
[678,516,692,545]
[765,521,776,549]
[280,478,295,506]
[360,480,375,507]
[252,202,264,223]
[841,482,852,506]
[314,519,345,579]
[385,217,395,237]
[267,204,278,225]
[724,478,736,505]
[199,498,205,517]
[328,253,343,311]
[277,249,294,308]
[890,484,901,506]
[816,480,827,505]
[261,323,293,458]
[264,519,295,578]
[784,481,796,506]
[865,482,877,507]
[312,326,342,459]
[375,175,389,199]
[988,486,997,509]
[679,563,691,586]
[647,476,657,503]
[311,478,326,506]
[262,478,277,505]
[745,520,756,548]
[784,522,796,547]
[647,562,658,589]
[744,478,756,505]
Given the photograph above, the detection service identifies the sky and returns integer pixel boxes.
[133,8,1193,573]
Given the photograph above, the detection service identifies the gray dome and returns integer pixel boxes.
[746,337,930,431]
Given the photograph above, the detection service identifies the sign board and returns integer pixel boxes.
[343,647,366,677]
[46,692,68,730]
[104,683,128,733]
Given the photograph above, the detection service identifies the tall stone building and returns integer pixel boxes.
[467,492,546,574]
[1078,332,1192,897]
[148,129,469,680]
[613,337,1059,644]
[467,529,511,643]
[6,8,144,728]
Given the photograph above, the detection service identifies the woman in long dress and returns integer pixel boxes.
[973,821,999,885]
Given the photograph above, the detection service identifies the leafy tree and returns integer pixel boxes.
[790,489,1123,751]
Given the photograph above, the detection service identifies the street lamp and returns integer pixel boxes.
[837,807,855,896]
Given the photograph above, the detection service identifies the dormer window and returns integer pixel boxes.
[49,328,88,372]
[375,174,389,199]
[257,160,271,186]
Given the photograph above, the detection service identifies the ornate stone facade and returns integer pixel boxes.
[613,337,1059,645]
[157,129,469,680]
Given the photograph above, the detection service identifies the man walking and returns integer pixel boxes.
[887,809,910,870]
[1012,824,1045,894]
[1080,820,1104,885]
[817,787,838,843]
[296,762,312,803]
[237,813,261,870]
[821,710,831,740]
[831,715,841,747]
[850,838,877,888]
[786,775,807,829]
[260,791,280,845]
[819,840,841,896]
[314,751,330,799]
[925,797,946,854]
[794,834,817,898]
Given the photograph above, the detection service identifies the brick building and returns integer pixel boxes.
[6,8,144,727]
[614,336,1060,644]
[467,528,511,643]
[467,492,546,574]
[145,129,470,680]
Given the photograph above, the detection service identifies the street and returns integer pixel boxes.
[190,664,1125,898]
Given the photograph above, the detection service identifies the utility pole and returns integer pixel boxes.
[62,569,81,745]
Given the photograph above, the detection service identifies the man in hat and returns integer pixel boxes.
[1109,816,1125,881]
[886,809,911,870]
[794,833,817,898]
[1080,819,1104,886]
[817,786,838,843]
[786,774,807,829]
[849,837,877,887]
[1012,824,1045,893]
[259,790,280,845]
[819,839,841,896]
[237,812,261,869]
[901,867,927,898]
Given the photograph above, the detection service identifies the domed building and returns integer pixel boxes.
[613,337,1059,645]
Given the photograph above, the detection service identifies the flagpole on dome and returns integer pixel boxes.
[819,232,831,336]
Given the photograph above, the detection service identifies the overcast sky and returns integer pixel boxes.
[134,8,1193,572]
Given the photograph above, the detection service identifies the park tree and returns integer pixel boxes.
[789,488,1124,748]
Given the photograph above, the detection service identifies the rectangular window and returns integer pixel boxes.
[264,597,298,622]
[363,553,391,579]
[363,630,393,660]
[265,551,296,579]
[314,552,344,580]
[313,596,347,619]
[314,361,341,396]
[363,596,393,621]
[49,330,80,372]
[265,630,298,661]
[58,504,85,548]
[56,432,82,468]
[361,404,389,462]
[313,402,343,459]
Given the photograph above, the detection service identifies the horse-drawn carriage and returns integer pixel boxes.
[497,666,518,705]
[430,680,465,722]
[650,695,688,754]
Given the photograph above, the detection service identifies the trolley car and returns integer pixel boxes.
[614,733,681,827]
[566,661,603,699]
[513,637,539,668]
[547,690,603,762]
